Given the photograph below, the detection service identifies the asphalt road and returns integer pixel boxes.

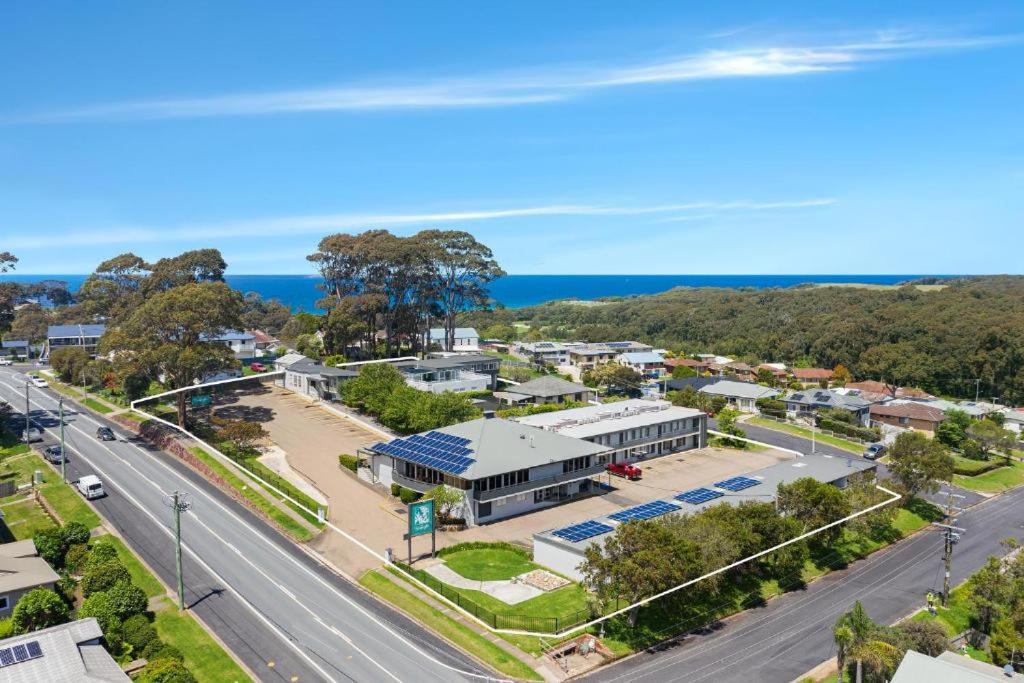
[0,367,497,683]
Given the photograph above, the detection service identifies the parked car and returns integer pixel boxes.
[76,475,105,500]
[606,462,642,480]
[29,376,48,388]
[95,426,116,441]
[22,427,43,443]
[249,362,266,373]
[0,358,13,366]
[43,445,68,464]
[863,443,886,460]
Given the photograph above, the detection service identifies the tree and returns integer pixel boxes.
[887,431,954,498]
[894,619,948,657]
[968,556,1011,634]
[321,298,368,356]
[342,363,406,415]
[77,252,149,320]
[0,251,16,273]
[105,581,148,621]
[11,588,69,634]
[279,312,321,344]
[9,304,50,343]
[81,558,132,597]
[776,477,851,545]
[138,657,197,683]
[49,347,91,383]
[968,419,1017,464]
[239,291,292,335]
[425,485,465,523]
[935,408,972,449]
[217,420,268,454]
[294,333,324,360]
[671,365,697,379]
[989,617,1024,667]
[582,363,643,396]
[714,407,747,448]
[857,342,931,394]
[102,281,243,426]
[831,364,853,386]
[480,323,516,343]
[77,591,123,649]
[142,249,227,296]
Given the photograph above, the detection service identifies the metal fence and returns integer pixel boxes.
[394,561,596,633]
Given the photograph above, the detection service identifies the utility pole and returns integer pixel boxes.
[59,396,66,483]
[975,378,981,403]
[165,491,192,611]
[23,382,30,442]
[933,489,966,606]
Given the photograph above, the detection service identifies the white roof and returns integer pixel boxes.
[699,380,780,400]
[514,399,702,439]
[891,650,1024,682]
[78,475,102,486]
[429,327,478,340]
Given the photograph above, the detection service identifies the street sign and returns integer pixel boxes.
[190,394,212,407]
[408,498,435,537]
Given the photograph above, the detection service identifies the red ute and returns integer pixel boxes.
[249,362,266,372]
[606,462,642,480]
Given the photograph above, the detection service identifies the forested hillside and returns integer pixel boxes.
[463,277,1024,403]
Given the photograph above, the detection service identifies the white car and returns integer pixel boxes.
[29,376,48,388]
[0,358,13,366]
[76,475,105,500]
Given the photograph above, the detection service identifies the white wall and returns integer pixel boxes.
[533,538,587,582]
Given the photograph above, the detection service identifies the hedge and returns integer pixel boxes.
[817,417,880,442]
[436,541,532,560]
[339,454,359,473]
[398,488,420,504]
[952,455,1003,477]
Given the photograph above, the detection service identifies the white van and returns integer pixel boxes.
[76,475,105,500]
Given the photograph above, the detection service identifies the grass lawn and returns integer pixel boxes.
[239,456,325,527]
[39,477,102,528]
[152,598,252,683]
[94,534,166,598]
[360,570,542,682]
[747,417,865,454]
[954,459,1024,493]
[951,454,999,475]
[0,498,57,541]
[81,397,113,414]
[188,447,314,542]
[443,548,536,581]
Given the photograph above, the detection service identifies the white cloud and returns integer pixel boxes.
[11,30,1017,123]
[3,198,836,249]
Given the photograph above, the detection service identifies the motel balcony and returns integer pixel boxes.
[473,462,607,502]
[404,370,491,394]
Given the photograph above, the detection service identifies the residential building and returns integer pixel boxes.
[516,341,572,366]
[664,357,704,373]
[724,361,755,381]
[915,398,991,419]
[567,341,654,369]
[870,402,947,435]
[695,354,734,365]
[273,352,308,371]
[45,324,106,358]
[365,417,610,525]
[515,399,706,465]
[0,540,59,618]
[205,330,257,358]
[534,453,875,581]
[1001,408,1024,435]
[791,367,834,385]
[783,389,872,426]
[665,376,723,393]
[844,380,935,402]
[429,327,479,353]
[756,363,791,383]
[616,351,666,377]
[890,650,1023,682]
[248,329,278,351]
[699,380,780,412]
[283,359,358,402]
[0,341,29,360]
[394,354,500,392]
[0,617,129,682]
[493,376,595,406]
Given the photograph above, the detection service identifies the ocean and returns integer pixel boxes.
[1,273,944,311]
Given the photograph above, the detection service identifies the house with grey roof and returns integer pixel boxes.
[393,354,499,392]
[45,324,106,358]
[699,380,781,412]
[891,650,1023,683]
[494,376,595,406]
[0,540,59,619]
[428,327,479,353]
[364,416,610,525]
[783,388,872,426]
[616,351,666,377]
[515,341,572,366]
[0,341,29,360]
[0,617,129,682]
[282,359,359,402]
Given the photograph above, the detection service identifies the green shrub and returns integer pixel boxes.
[339,454,359,473]
[390,483,401,497]
[398,487,420,504]
[138,656,195,683]
[11,588,70,634]
[144,643,184,663]
[436,541,532,560]
[817,417,880,442]
[32,529,67,568]
[0,619,14,639]
[85,542,119,569]
[61,521,91,547]
[55,572,77,604]
[105,580,148,621]
[123,614,159,652]
[81,559,131,597]
[64,543,90,573]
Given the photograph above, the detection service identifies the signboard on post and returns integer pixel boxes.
[190,394,212,408]
[405,498,436,564]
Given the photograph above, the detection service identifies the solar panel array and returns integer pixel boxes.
[552,520,614,543]
[608,500,681,522]
[715,476,761,492]
[0,640,42,668]
[372,430,476,475]
[675,487,724,505]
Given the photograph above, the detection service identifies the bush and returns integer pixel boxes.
[142,639,181,662]
[61,521,91,547]
[55,572,77,604]
[32,529,67,567]
[817,417,880,442]
[436,541,532,560]
[0,619,14,639]
[11,588,70,634]
[390,483,401,497]
[123,614,159,653]
[398,487,420,504]
[64,543,90,573]
[81,559,131,597]
[106,580,148,621]
[138,657,196,683]
[85,542,119,569]
[339,454,359,473]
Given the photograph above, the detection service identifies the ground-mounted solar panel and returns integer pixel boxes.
[675,488,724,505]
[715,476,760,492]
[552,520,614,542]
[608,500,681,522]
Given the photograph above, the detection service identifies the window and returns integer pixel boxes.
[478,502,492,518]
[0,596,8,611]
[562,456,592,474]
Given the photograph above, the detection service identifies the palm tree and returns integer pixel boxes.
[834,601,879,683]
[834,624,853,683]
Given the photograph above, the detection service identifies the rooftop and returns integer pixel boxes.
[891,650,1024,683]
[785,389,871,411]
[792,367,833,380]
[870,402,946,422]
[508,376,590,398]
[287,359,359,378]
[0,540,59,594]
[429,327,478,340]
[47,324,106,338]
[699,380,780,400]
[0,618,128,682]
[618,352,664,364]
[515,399,703,439]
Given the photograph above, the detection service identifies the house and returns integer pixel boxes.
[890,649,1023,683]
[699,380,780,412]
[0,540,60,618]
[248,329,278,351]
[695,354,733,365]
[534,452,875,581]
[567,345,619,369]
[724,361,755,381]
[1000,408,1024,435]
[783,389,872,426]
[869,402,946,435]
[493,376,595,406]
[664,357,704,372]
[0,341,29,361]
[916,398,990,419]
[0,617,129,682]
[516,342,571,366]
[665,376,723,393]
[283,359,359,402]
[756,363,790,383]
[791,367,834,385]
[205,330,257,358]
[393,354,499,394]
[515,399,706,465]
[365,416,611,525]
[429,327,479,353]
[45,324,106,358]
[273,352,308,371]
[844,380,934,401]
[616,352,666,378]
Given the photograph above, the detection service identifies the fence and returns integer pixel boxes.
[755,413,877,445]
[393,561,597,634]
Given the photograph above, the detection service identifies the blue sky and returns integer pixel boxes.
[1,2,1022,275]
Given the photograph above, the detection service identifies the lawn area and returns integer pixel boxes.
[954,459,1024,493]
[152,598,252,683]
[443,548,536,581]
[0,498,57,541]
[188,447,315,542]
[81,397,113,414]
[747,417,865,454]
[94,534,166,598]
[238,456,325,527]
[39,477,102,528]
[360,569,542,681]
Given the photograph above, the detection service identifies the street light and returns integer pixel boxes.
[164,491,193,611]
